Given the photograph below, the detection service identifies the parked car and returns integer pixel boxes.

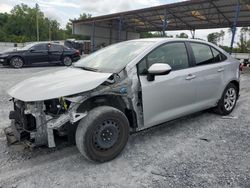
[6,38,240,162]
[64,39,84,55]
[64,39,92,55]
[0,42,81,68]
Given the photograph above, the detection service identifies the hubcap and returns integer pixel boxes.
[12,58,23,68]
[93,120,120,151]
[64,57,72,66]
[224,88,236,111]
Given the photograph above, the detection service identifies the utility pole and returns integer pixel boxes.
[36,3,39,41]
[48,21,51,41]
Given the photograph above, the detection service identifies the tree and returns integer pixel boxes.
[176,32,188,38]
[207,33,219,44]
[237,32,248,53]
[79,13,92,20]
[0,4,94,43]
[207,30,225,45]
[140,32,154,38]
[241,27,248,40]
[0,4,63,42]
[140,31,173,38]
[226,27,250,53]
[0,4,93,43]
[219,30,225,44]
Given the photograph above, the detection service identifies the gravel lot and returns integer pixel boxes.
[0,66,249,188]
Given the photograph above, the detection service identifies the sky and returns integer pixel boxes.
[0,0,238,46]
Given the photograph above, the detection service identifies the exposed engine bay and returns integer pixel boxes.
[9,98,76,147]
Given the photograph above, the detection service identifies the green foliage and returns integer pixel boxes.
[210,28,250,53]
[79,13,92,20]
[140,31,173,38]
[176,32,188,38]
[235,27,250,53]
[207,30,225,45]
[140,32,154,38]
[140,32,188,39]
[219,45,231,53]
[0,4,91,43]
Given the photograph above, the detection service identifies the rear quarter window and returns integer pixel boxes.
[211,47,227,62]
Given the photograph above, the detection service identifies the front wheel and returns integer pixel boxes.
[10,57,24,68]
[214,83,238,115]
[75,106,129,162]
[62,56,72,66]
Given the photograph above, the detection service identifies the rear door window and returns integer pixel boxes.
[190,42,214,66]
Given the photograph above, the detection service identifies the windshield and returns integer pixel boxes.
[74,41,154,73]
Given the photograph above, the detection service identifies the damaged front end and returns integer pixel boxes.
[6,66,143,148]
[7,97,87,147]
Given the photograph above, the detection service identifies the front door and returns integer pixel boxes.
[138,42,197,128]
[27,43,49,64]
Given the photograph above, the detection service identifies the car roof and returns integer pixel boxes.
[130,38,207,43]
[27,42,62,46]
[128,38,227,55]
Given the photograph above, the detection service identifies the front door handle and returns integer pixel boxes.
[185,74,196,80]
[217,67,224,72]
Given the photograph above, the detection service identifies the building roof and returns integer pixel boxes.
[72,0,250,32]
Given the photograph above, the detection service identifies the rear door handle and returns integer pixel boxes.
[185,74,196,80]
[217,67,224,72]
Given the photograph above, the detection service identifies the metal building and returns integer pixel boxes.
[72,0,250,52]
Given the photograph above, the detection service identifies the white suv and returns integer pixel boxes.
[7,38,240,162]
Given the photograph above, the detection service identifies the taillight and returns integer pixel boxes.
[239,63,243,71]
[76,50,80,56]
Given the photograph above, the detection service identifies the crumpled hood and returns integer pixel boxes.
[8,67,112,102]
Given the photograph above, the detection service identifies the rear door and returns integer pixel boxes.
[48,44,63,63]
[188,42,227,108]
[138,42,197,128]
[27,44,49,64]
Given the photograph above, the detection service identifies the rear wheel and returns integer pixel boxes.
[10,57,24,68]
[62,56,72,66]
[214,83,238,115]
[76,106,129,162]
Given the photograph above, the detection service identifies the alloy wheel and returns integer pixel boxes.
[224,87,236,111]
[63,57,72,66]
[11,57,23,68]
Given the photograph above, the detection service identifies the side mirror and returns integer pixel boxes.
[147,63,171,81]
[30,49,35,52]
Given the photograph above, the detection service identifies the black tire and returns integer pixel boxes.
[214,83,238,115]
[62,56,72,66]
[76,106,129,162]
[10,56,24,68]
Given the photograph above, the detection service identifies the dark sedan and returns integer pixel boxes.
[0,42,81,68]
